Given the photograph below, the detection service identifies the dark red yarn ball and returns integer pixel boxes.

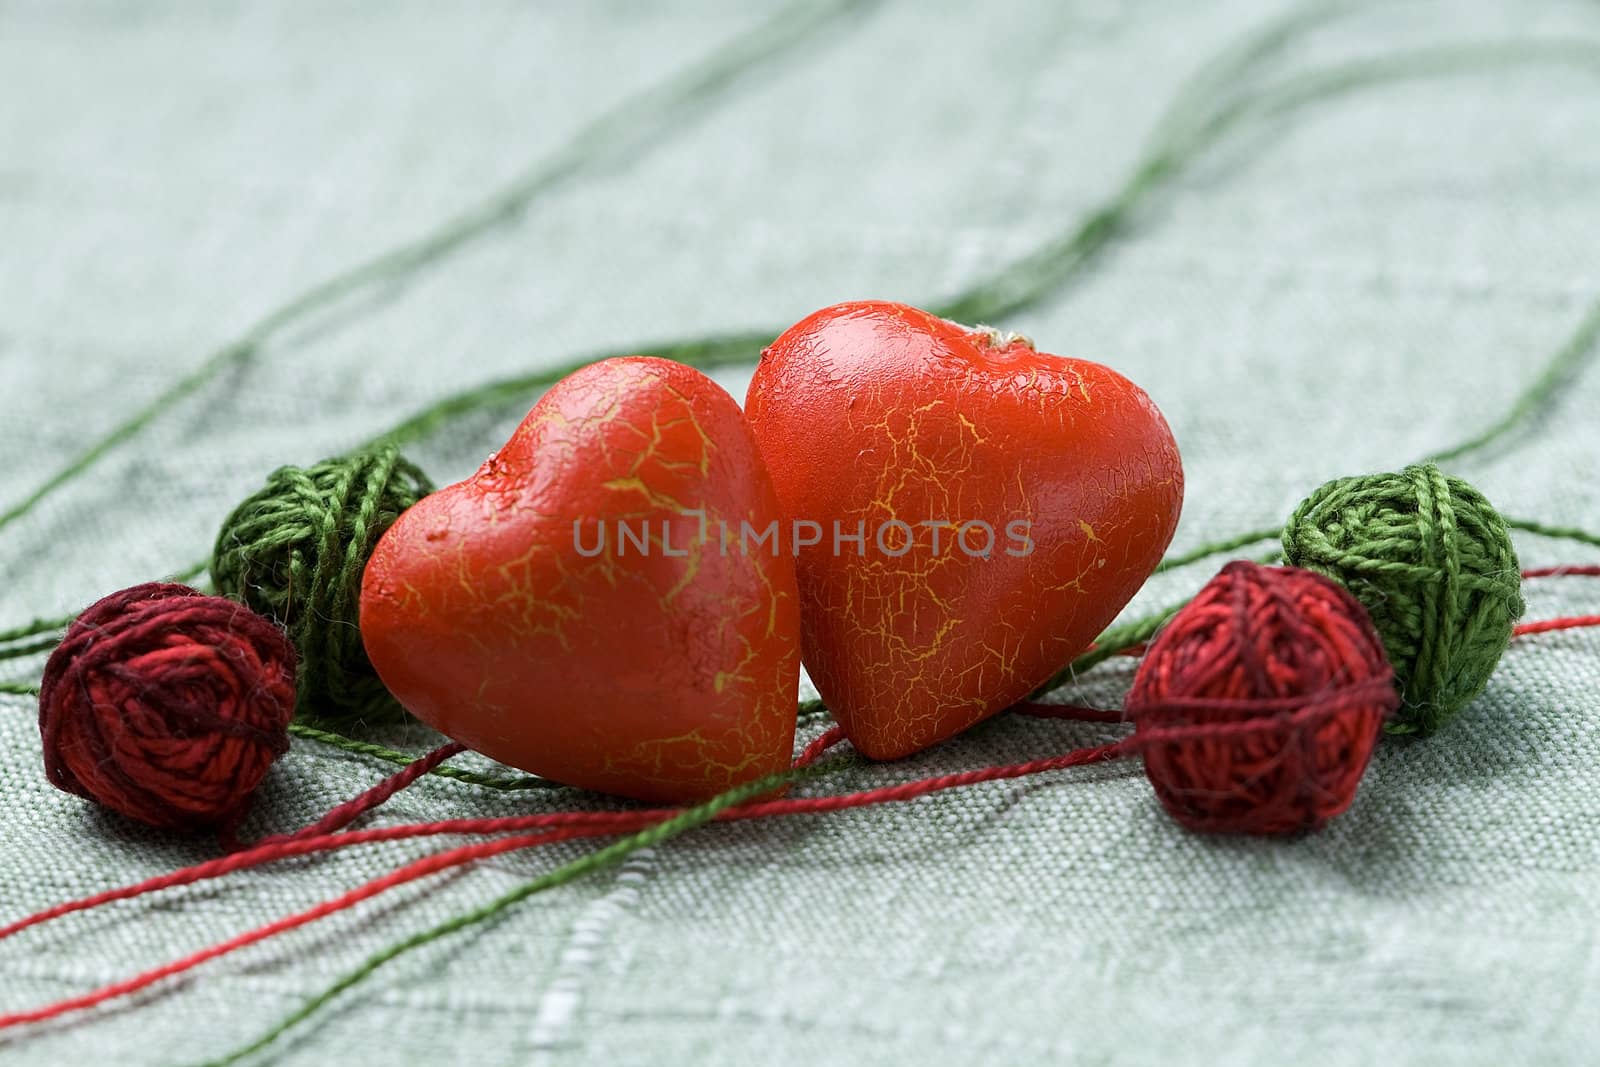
[38,582,297,831]
[1127,561,1398,835]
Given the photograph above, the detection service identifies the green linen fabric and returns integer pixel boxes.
[3,1,1599,1063]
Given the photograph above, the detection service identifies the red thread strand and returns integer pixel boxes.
[0,827,585,1029]
[244,742,468,849]
[4,573,1597,1031]
[0,736,1129,1029]
[1514,563,1600,637]
[1522,565,1600,579]
[0,731,1125,948]
[9,611,1598,960]
[1080,641,1148,658]
[1013,702,1132,724]
[1514,615,1600,637]
[793,725,846,767]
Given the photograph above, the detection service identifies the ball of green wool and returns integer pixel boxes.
[212,445,433,722]
[1281,462,1524,735]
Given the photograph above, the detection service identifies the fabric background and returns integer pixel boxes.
[3,1,1599,1063]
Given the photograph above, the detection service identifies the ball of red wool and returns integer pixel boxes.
[1127,561,1398,835]
[38,582,297,831]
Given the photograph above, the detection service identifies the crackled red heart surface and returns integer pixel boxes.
[745,300,1183,759]
[361,357,800,803]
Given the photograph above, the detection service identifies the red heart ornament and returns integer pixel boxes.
[745,301,1182,759]
[361,357,800,803]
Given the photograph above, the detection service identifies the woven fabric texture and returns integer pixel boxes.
[2,2,1598,1063]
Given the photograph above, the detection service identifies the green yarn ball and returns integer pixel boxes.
[212,445,433,722]
[1281,463,1524,735]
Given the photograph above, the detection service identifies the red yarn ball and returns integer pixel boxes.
[1127,561,1398,835]
[38,582,297,831]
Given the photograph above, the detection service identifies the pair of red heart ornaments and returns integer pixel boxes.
[361,301,1184,802]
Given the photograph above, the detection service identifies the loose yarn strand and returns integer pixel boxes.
[10,596,1600,968]
[1516,615,1600,637]
[5,33,1600,657]
[1508,518,1600,551]
[1515,564,1600,637]
[0,829,589,1031]
[0,764,839,1034]
[1522,565,1600,579]
[930,2,1343,326]
[0,758,847,948]
[237,743,469,850]
[1115,271,1600,573]
[284,723,564,791]
[6,601,1599,1043]
[1140,1,1363,156]
[3,0,1326,555]
[1,15,1598,1048]
[363,38,1600,518]
[0,614,75,646]
[1,737,1142,1046]
[0,637,64,662]
[189,767,825,1067]
[0,559,209,655]
[1426,257,1600,465]
[0,0,868,538]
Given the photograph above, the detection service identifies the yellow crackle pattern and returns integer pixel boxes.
[369,359,798,803]
[790,348,1180,760]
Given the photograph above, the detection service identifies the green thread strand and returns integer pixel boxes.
[0,636,66,662]
[7,34,1599,649]
[375,330,772,450]
[0,559,210,650]
[929,3,1355,325]
[8,24,1600,1051]
[370,5,1327,446]
[1031,602,1188,697]
[2,40,1598,736]
[1506,518,1600,551]
[1141,1,1361,155]
[195,761,840,1067]
[168,559,211,584]
[1157,527,1282,572]
[940,40,1600,327]
[1427,298,1600,465]
[0,615,74,645]
[7,25,1600,763]
[285,724,564,792]
[0,0,868,538]
[5,31,1600,739]
[394,39,1600,447]
[797,697,831,722]
[0,681,40,697]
